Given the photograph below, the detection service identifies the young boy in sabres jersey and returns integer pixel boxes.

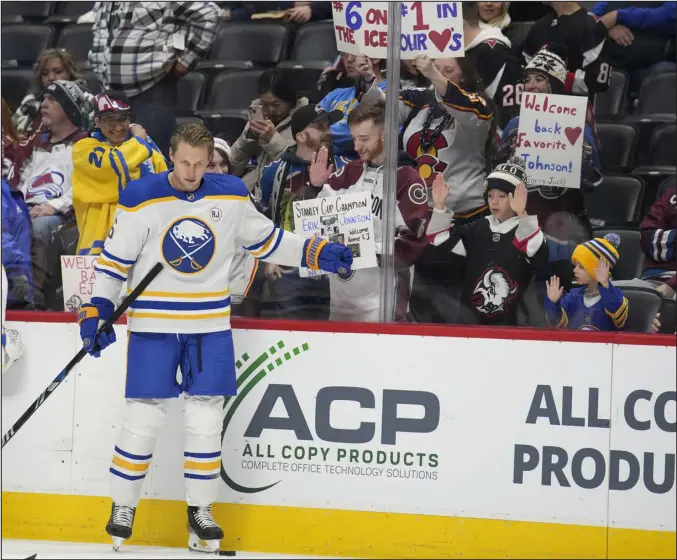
[77,123,352,553]
[545,234,629,331]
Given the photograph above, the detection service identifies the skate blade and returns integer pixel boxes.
[188,534,235,556]
[112,536,125,552]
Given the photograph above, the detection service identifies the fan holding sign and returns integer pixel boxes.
[297,100,429,323]
[496,45,603,288]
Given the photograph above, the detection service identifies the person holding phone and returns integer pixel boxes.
[229,70,308,200]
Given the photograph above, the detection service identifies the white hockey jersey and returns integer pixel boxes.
[92,172,309,333]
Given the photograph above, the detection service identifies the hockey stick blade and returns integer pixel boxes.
[1,263,164,448]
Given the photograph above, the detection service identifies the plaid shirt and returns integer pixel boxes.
[89,2,219,97]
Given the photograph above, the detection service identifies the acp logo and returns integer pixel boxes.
[161,217,215,274]
[220,340,440,493]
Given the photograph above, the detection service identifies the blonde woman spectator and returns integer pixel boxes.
[12,48,94,137]
[477,2,521,46]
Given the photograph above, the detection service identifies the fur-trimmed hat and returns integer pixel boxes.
[484,156,528,199]
[524,44,568,94]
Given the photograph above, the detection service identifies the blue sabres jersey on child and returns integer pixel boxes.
[544,282,629,331]
[91,171,310,334]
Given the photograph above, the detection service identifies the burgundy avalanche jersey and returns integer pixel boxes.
[316,160,429,322]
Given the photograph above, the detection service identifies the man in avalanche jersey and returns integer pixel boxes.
[308,99,430,322]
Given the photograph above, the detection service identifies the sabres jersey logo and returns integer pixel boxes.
[162,217,215,274]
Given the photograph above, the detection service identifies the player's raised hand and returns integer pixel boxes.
[309,146,334,187]
[509,183,528,217]
[546,275,564,303]
[594,258,611,288]
[431,173,450,210]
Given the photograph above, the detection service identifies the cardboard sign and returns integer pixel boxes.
[515,92,589,190]
[293,192,377,277]
[60,255,125,311]
[332,1,464,59]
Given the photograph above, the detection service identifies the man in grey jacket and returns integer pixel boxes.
[229,71,308,200]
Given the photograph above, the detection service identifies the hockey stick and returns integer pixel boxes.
[1,262,164,448]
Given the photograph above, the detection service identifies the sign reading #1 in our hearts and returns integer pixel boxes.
[331,1,464,60]
[515,92,589,190]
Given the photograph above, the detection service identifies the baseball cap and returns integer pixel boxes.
[93,90,132,116]
[291,105,343,139]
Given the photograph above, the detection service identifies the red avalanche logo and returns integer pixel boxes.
[28,171,65,200]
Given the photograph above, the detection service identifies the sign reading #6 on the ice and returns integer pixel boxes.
[332,1,464,60]
[293,192,377,278]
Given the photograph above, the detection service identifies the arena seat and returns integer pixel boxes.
[1,68,34,111]
[592,227,645,281]
[198,70,265,112]
[621,287,663,333]
[177,72,206,116]
[584,175,644,226]
[57,23,94,65]
[633,124,677,178]
[634,72,676,117]
[276,61,328,103]
[47,1,94,24]
[657,174,676,197]
[290,21,337,62]
[595,69,630,121]
[1,1,53,24]
[204,23,290,65]
[1,24,55,67]
[597,122,637,172]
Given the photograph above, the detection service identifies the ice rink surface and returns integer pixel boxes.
[1,540,346,559]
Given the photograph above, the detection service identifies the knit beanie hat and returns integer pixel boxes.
[484,156,528,200]
[213,137,231,159]
[572,233,621,277]
[524,44,568,95]
[42,79,91,128]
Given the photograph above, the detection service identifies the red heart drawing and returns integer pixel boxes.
[429,29,452,53]
[564,126,582,146]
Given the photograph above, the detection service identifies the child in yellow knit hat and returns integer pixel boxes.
[545,234,629,331]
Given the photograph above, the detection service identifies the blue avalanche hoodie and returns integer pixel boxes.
[1,179,33,304]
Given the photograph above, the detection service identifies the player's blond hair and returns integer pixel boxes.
[170,123,214,158]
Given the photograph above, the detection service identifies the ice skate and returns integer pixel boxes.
[105,503,136,552]
[187,505,225,555]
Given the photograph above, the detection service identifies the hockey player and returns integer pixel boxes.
[77,123,352,553]
[308,100,429,322]
[545,233,629,331]
[426,158,548,326]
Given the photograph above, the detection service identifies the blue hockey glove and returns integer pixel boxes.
[77,297,117,358]
[302,238,353,275]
